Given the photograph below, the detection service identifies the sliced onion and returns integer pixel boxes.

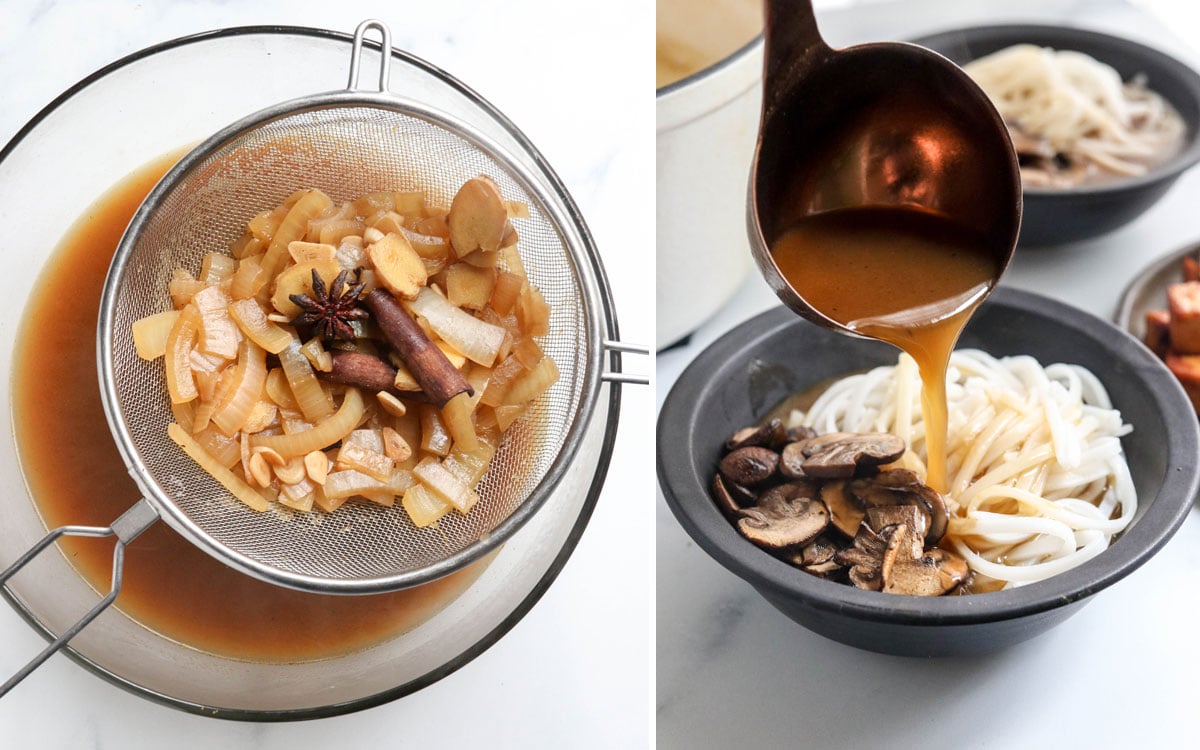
[165,305,200,403]
[406,287,505,366]
[168,422,268,511]
[132,310,180,360]
[278,339,335,421]
[192,285,241,359]
[250,388,364,458]
[441,391,478,453]
[413,457,478,513]
[228,298,293,354]
[504,355,559,405]
[211,338,267,436]
[401,483,451,527]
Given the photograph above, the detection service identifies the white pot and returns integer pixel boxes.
[656,37,764,349]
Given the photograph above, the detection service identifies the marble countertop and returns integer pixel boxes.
[0,0,651,746]
[658,0,1200,747]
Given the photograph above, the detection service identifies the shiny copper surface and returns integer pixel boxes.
[747,0,1022,333]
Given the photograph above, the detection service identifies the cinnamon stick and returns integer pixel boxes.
[325,350,399,392]
[364,289,472,407]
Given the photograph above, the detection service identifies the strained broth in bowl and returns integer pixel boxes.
[11,153,491,662]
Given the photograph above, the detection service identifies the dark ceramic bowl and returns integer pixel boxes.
[657,287,1200,657]
[911,25,1200,247]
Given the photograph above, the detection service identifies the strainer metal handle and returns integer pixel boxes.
[601,340,650,385]
[347,19,391,92]
[0,498,158,697]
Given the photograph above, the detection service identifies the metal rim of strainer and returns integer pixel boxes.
[99,82,609,594]
[1,24,629,718]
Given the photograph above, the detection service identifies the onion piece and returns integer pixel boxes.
[250,388,364,458]
[504,355,559,405]
[132,310,181,360]
[406,287,505,366]
[413,456,478,513]
[228,298,293,354]
[211,338,267,436]
[441,392,478,453]
[401,484,451,527]
[192,285,241,359]
[165,305,200,403]
[168,422,268,511]
[278,339,335,421]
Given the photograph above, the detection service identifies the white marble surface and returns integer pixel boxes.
[658,0,1200,747]
[0,0,651,745]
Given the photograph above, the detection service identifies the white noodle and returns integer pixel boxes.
[793,350,1136,589]
[963,44,1185,187]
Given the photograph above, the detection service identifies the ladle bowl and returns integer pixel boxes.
[747,0,1022,332]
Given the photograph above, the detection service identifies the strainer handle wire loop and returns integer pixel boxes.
[601,340,650,385]
[347,19,392,92]
[0,497,158,697]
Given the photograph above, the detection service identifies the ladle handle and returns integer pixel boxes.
[347,19,393,92]
[0,498,158,698]
[762,0,833,114]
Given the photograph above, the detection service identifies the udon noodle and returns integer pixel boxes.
[788,350,1135,589]
[963,44,1185,187]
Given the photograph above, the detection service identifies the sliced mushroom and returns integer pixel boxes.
[736,481,828,549]
[800,432,905,479]
[719,446,779,487]
[726,419,788,451]
[849,469,948,544]
[835,523,903,591]
[866,505,927,557]
[778,441,809,479]
[710,474,744,521]
[883,547,971,596]
[793,534,844,575]
[820,480,866,538]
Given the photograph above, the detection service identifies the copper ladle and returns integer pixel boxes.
[747,0,1022,333]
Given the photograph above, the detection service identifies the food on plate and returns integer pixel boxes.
[134,177,559,524]
[713,350,1135,594]
[963,44,1186,188]
[1141,249,1200,410]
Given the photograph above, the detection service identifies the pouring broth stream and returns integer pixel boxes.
[770,205,1006,492]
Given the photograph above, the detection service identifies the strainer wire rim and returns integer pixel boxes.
[1,24,624,719]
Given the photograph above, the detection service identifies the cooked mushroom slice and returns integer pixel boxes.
[835,523,904,591]
[883,547,971,596]
[794,534,844,576]
[866,505,927,556]
[849,469,948,544]
[719,446,780,487]
[736,481,828,549]
[800,432,905,479]
[726,419,789,451]
[820,480,866,538]
[778,441,809,479]
[711,474,745,521]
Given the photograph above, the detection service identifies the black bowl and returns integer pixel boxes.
[911,24,1200,247]
[657,287,1200,657]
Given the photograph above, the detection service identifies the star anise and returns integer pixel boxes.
[289,268,368,341]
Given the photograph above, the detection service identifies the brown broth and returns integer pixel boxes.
[771,205,1004,493]
[11,153,490,662]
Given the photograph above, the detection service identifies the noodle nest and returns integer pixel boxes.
[791,349,1135,589]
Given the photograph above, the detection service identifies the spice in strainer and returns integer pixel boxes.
[133,176,559,527]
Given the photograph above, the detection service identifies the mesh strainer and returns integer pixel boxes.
[1,20,645,696]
